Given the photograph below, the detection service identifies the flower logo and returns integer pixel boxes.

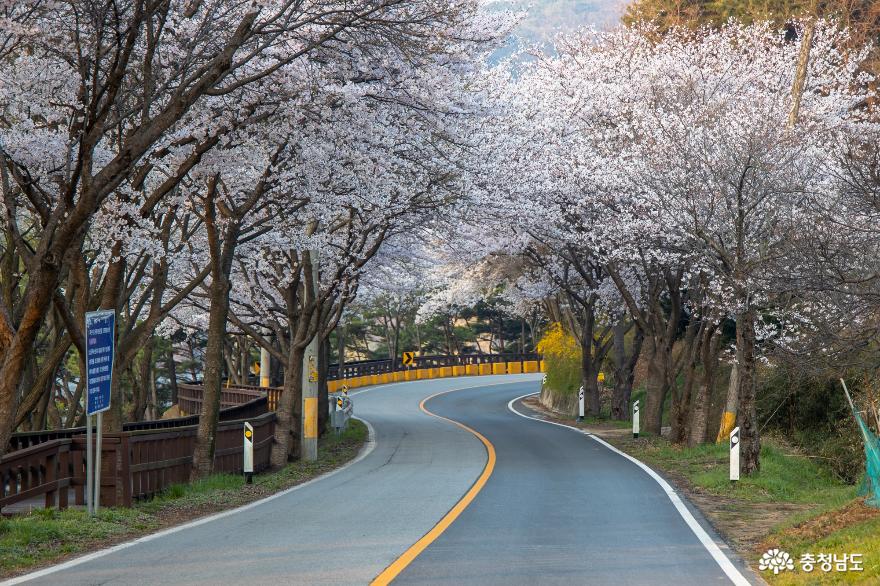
[759,549,795,574]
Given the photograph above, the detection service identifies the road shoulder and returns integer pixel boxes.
[1,419,370,582]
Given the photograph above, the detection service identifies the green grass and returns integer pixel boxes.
[767,516,880,584]
[0,508,155,573]
[0,420,368,577]
[612,432,880,583]
[633,435,854,505]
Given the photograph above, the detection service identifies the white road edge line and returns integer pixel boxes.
[507,392,752,586]
[3,418,377,585]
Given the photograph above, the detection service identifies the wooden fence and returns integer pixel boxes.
[1,408,274,512]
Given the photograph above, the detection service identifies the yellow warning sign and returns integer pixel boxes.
[337,397,344,408]
[597,372,605,383]
[402,351,415,367]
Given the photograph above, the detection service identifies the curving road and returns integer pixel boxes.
[9,375,757,585]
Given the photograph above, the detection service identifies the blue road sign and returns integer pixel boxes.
[86,310,115,415]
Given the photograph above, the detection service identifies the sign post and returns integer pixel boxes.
[730,427,740,482]
[577,386,585,422]
[632,400,640,439]
[243,422,254,484]
[85,310,115,516]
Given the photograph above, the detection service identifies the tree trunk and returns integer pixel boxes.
[147,360,158,421]
[102,253,127,432]
[191,270,233,479]
[271,345,305,467]
[670,321,702,444]
[736,308,760,474]
[129,342,153,422]
[672,357,697,444]
[689,327,720,447]
[611,322,642,420]
[580,310,600,416]
[0,262,63,455]
[167,346,179,406]
[642,334,672,435]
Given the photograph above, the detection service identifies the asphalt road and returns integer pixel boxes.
[11,375,756,585]
[394,381,754,585]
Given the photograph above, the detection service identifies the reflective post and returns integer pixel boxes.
[730,427,740,482]
[577,386,585,422]
[632,400,640,439]
[243,422,254,484]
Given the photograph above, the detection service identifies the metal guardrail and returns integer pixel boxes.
[330,353,541,379]
[329,395,354,433]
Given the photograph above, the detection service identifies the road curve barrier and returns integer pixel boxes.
[330,396,354,433]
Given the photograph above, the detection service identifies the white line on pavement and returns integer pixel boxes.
[3,419,377,585]
[507,392,752,586]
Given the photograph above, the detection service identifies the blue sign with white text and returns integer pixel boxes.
[86,310,115,415]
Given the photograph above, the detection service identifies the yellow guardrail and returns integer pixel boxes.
[329,360,545,394]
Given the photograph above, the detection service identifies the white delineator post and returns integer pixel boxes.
[730,427,740,482]
[632,400,640,439]
[243,422,254,484]
[577,386,585,422]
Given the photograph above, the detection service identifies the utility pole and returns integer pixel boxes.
[301,247,320,462]
[260,344,270,388]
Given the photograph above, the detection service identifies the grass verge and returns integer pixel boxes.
[0,419,368,578]
[604,433,879,585]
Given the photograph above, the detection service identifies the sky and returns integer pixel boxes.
[491,0,629,62]
[512,0,629,40]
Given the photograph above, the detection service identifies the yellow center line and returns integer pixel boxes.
[370,388,497,585]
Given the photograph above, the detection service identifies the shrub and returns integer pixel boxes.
[537,323,581,395]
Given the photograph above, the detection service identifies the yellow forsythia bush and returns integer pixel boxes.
[536,323,581,395]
